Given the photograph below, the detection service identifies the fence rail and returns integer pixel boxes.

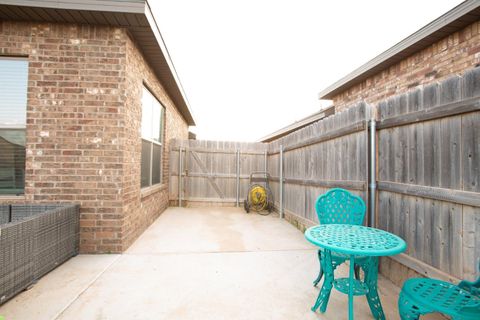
[269,119,366,154]
[269,176,366,191]
[377,181,480,207]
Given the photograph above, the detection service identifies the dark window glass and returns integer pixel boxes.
[151,143,161,185]
[0,58,28,195]
[141,140,151,188]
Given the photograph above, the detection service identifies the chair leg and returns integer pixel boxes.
[313,250,323,287]
[312,250,334,313]
[354,264,360,280]
[364,257,386,320]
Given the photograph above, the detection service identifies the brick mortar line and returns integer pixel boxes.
[50,255,122,320]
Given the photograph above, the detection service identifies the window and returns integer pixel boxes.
[0,57,28,195]
[141,86,165,188]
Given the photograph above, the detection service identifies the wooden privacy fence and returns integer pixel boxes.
[376,71,480,282]
[268,102,371,225]
[169,67,480,283]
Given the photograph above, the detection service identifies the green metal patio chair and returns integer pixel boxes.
[398,263,480,319]
[312,188,367,287]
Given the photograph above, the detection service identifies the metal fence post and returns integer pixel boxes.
[264,150,268,178]
[368,119,377,227]
[279,145,284,218]
[236,149,240,207]
[179,147,183,207]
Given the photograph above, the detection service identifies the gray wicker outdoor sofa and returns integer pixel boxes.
[0,204,79,305]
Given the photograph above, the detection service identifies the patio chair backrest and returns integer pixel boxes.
[315,188,365,225]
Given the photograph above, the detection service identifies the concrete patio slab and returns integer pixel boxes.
[0,207,444,320]
[55,250,406,320]
[0,254,120,320]
[126,207,314,254]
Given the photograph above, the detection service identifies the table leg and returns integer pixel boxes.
[364,257,385,320]
[312,249,334,313]
[348,255,355,320]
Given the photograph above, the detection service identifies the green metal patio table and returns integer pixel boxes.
[305,224,407,320]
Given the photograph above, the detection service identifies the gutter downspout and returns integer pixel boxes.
[236,149,240,207]
[279,145,284,218]
[368,119,376,227]
[179,147,183,207]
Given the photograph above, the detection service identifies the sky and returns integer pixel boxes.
[150,0,464,142]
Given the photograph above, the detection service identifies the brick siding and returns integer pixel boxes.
[121,34,188,251]
[0,21,189,253]
[331,20,480,110]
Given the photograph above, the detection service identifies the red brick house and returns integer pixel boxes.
[0,0,195,253]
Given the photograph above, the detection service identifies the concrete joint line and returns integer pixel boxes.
[51,255,122,320]
[125,248,317,256]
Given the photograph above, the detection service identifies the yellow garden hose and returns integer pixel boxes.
[249,185,268,211]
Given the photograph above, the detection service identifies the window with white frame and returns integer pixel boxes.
[0,57,28,195]
[141,86,165,188]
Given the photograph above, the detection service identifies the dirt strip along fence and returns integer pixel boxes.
[169,67,480,284]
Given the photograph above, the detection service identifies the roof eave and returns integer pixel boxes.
[143,3,195,125]
[0,0,146,14]
[0,0,195,126]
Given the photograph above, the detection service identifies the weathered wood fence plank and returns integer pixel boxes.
[375,70,480,280]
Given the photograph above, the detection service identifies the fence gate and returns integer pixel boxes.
[169,139,267,206]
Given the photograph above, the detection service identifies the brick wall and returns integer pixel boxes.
[0,21,189,253]
[121,34,188,250]
[331,20,480,110]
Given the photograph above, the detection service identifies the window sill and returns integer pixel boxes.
[0,194,26,201]
[141,183,167,199]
